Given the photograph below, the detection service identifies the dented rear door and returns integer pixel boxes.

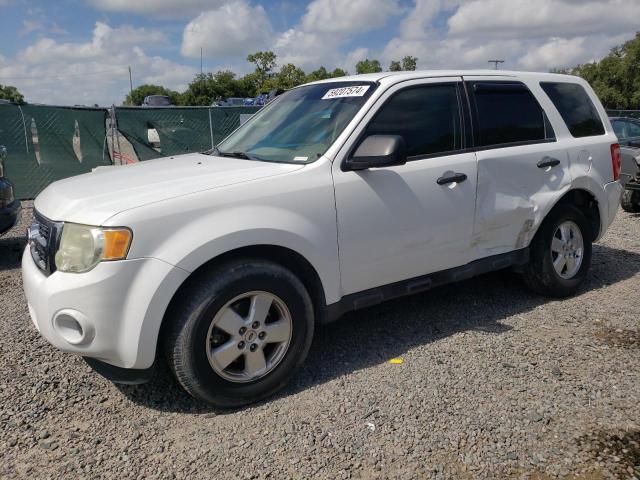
[463,77,571,258]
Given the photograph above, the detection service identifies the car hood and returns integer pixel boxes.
[35,153,304,224]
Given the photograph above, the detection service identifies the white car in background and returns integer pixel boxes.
[23,71,622,407]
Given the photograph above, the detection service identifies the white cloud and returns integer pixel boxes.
[89,0,224,16]
[0,22,195,105]
[272,0,400,71]
[301,0,401,34]
[448,0,640,38]
[181,1,273,58]
[380,0,640,72]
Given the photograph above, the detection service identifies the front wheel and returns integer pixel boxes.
[164,259,314,408]
[522,204,592,297]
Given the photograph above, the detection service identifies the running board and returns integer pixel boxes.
[323,248,529,323]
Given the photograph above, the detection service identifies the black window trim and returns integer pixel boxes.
[342,81,469,170]
[465,80,557,151]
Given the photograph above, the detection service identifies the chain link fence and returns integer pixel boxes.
[0,103,260,199]
[607,109,640,119]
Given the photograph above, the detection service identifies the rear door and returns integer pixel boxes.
[464,77,571,258]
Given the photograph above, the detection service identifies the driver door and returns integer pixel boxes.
[332,78,478,296]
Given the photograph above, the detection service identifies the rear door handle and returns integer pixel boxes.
[537,157,561,169]
[437,172,467,185]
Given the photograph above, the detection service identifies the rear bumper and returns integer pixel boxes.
[0,199,20,235]
[602,180,623,233]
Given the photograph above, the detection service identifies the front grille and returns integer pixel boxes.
[29,211,62,275]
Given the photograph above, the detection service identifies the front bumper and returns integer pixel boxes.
[22,248,189,370]
[0,198,20,235]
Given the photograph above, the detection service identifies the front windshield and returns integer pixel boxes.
[215,81,377,163]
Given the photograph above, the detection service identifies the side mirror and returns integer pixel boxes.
[346,135,407,171]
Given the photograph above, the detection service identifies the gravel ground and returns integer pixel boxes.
[1,202,639,479]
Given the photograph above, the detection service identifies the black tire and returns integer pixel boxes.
[522,204,592,297]
[620,189,640,213]
[164,259,314,408]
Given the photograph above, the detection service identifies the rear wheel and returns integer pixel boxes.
[164,259,314,408]
[620,189,640,213]
[522,204,592,297]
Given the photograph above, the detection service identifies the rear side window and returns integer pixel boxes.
[365,84,462,158]
[540,82,605,138]
[469,82,551,147]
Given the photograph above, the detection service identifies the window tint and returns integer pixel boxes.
[365,85,461,157]
[540,82,605,137]
[471,83,549,147]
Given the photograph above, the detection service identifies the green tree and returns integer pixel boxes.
[270,63,306,90]
[401,55,418,71]
[565,32,640,109]
[247,51,277,89]
[124,84,179,106]
[0,84,25,104]
[306,66,331,82]
[180,70,255,106]
[330,68,347,78]
[389,56,418,72]
[356,59,382,74]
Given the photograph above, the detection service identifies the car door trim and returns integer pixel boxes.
[323,247,529,323]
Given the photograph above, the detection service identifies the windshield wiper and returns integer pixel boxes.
[217,150,263,161]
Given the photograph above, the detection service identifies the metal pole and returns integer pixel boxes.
[17,105,29,153]
[128,66,133,100]
[110,105,116,165]
[208,107,214,149]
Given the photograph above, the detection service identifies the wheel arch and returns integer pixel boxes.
[158,244,329,350]
[552,188,601,241]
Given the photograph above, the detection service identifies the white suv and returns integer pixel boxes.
[23,71,622,407]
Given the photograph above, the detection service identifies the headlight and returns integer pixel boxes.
[54,223,132,273]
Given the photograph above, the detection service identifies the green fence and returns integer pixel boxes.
[0,103,261,199]
[0,103,110,199]
[115,106,260,161]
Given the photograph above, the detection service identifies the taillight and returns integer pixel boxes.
[610,143,621,181]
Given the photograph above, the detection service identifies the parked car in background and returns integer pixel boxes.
[23,71,622,407]
[610,116,640,147]
[619,146,640,212]
[142,95,173,107]
[611,117,640,212]
[212,97,254,107]
[0,145,21,235]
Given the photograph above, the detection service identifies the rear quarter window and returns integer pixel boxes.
[468,82,553,148]
[540,82,605,138]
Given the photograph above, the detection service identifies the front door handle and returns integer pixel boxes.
[437,172,467,185]
[537,157,561,169]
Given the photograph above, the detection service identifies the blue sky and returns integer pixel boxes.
[0,0,638,105]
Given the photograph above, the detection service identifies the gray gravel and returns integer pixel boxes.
[1,201,639,479]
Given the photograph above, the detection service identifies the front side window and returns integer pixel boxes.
[364,84,462,158]
[216,81,377,163]
[470,82,551,147]
[540,82,605,138]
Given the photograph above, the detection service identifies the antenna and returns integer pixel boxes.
[488,59,505,70]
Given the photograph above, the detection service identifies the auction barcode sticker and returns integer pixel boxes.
[321,85,370,100]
